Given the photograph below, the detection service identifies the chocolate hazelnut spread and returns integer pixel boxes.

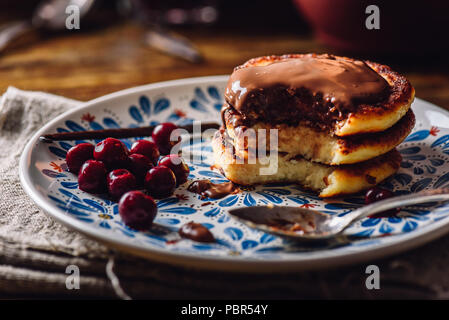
[187,179,239,199]
[229,206,319,235]
[224,54,390,129]
[267,218,316,234]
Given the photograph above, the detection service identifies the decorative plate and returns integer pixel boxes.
[20,76,449,272]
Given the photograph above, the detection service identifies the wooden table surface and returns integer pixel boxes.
[2,20,449,299]
[0,22,448,110]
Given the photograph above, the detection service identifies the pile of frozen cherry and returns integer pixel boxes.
[65,122,189,231]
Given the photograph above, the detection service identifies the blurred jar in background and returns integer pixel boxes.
[129,0,219,26]
[293,0,449,55]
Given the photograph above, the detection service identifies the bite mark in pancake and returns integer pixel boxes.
[211,129,402,198]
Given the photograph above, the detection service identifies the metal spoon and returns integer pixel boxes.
[228,188,449,242]
[0,0,96,53]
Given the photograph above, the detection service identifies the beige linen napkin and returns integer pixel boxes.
[0,86,107,257]
[0,87,121,298]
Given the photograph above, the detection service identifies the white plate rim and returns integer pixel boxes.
[19,75,449,273]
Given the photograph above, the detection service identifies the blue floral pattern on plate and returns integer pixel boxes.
[22,76,449,266]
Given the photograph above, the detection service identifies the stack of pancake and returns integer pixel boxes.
[212,54,415,197]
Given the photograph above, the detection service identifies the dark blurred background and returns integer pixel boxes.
[0,0,447,108]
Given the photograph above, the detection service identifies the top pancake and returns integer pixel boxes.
[224,53,415,136]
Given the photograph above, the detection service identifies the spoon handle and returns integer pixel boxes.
[337,188,449,233]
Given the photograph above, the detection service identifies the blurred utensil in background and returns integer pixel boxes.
[128,0,218,27]
[0,21,32,52]
[32,0,96,30]
[126,0,214,63]
[0,0,214,62]
[143,27,203,64]
[0,0,121,54]
[0,0,96,53]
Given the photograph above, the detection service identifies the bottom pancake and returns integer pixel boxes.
[211,130,401,197]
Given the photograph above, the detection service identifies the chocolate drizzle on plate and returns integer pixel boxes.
[178,221,215,243]
[187,179,239,199]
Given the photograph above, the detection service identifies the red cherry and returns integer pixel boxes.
[66,143,94,174]
[127,154,154,185]
[144,165,176,198]
[365,187,395,204]
[107,169,137,200]
[151,122,181,155]
[118,191,157,230]
[130,139,160,165]
[158,154,190,186]
[94,138,129,170]
[365,187,400,217]
[78,160,107,194]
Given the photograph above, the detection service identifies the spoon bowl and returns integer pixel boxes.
[228,188,449,242]
[229,206,335,241]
